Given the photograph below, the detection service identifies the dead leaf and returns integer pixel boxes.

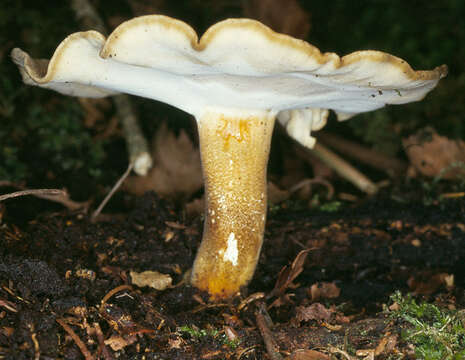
[104,334,137,351]
[0,326,14,337]
[295,303,333,323]
[356,349,374,360]
[407,272,454,295]
[287,349,330,360]
[374,333,398,356]
[130,270,172,290]
[244,0,311,39]
[124,123,203,198]
[269,249,311,299]
[309,282,341,302]
[168,337,183,349]
[403,127,465,180]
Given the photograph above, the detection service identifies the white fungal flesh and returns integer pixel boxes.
[223,232,238,266]
[277,107,329,149]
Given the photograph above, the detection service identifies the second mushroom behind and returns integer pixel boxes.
[11,15,447,300]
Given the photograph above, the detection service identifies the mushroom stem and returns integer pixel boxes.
[191,108,276,300]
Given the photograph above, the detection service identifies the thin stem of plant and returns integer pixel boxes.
[91,163,133,221]
[308,142,378,195]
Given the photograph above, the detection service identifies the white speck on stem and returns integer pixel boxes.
[223,232,238,266]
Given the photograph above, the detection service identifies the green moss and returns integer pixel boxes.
[388,291,465,359]
[178,325,241,349]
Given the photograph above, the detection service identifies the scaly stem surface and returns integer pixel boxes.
[191,108,276,299]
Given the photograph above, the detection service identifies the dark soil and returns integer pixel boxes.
[1,190,464,359]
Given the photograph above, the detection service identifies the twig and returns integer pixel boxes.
[56,318,95,360]
[100,284,133,307]
[303,143,378,195]
[0,182,89,211]
[91,163,133,221]
[238,292,265,312]
[0,298,18,312]
[70,0,152,176]
[289,177,335,199]
[0,188,64,202]
[318,132,407,177]
[255,302,284,360]
[92,322,113,360]
[28,324,40,360]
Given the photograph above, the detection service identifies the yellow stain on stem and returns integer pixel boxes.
[217,116,251,151]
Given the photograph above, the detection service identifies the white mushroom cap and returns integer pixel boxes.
[11,15,447,123]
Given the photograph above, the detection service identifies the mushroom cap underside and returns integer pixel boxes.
[11,15,447,119]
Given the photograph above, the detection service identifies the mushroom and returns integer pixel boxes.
[11,15,447,300]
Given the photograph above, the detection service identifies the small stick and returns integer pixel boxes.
[289,177,335,199]
[91,163,133,221]
[255,302,283,360]
[0,298,18,312]
[100,284,133,307]
[0,189,65,202]
[56,318,95,360]
[0,181,90,211]
[305,142,378,195]
[27,324,40,360]
[92,322,113,360]
[70,0,152,176]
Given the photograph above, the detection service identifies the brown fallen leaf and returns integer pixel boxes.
[356,349,374,360]
[286,349,330,360]
[243,0,311,39]
[403,127,465,180]
[269,249,311,300]
[168,337,184,350]
[124,123,203,198]
[407,272,454,295]
[374,333,398,356]
[130,270,173,290]
[295,303,333,324]
[309,282,341,302]
[104,334,137,351]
